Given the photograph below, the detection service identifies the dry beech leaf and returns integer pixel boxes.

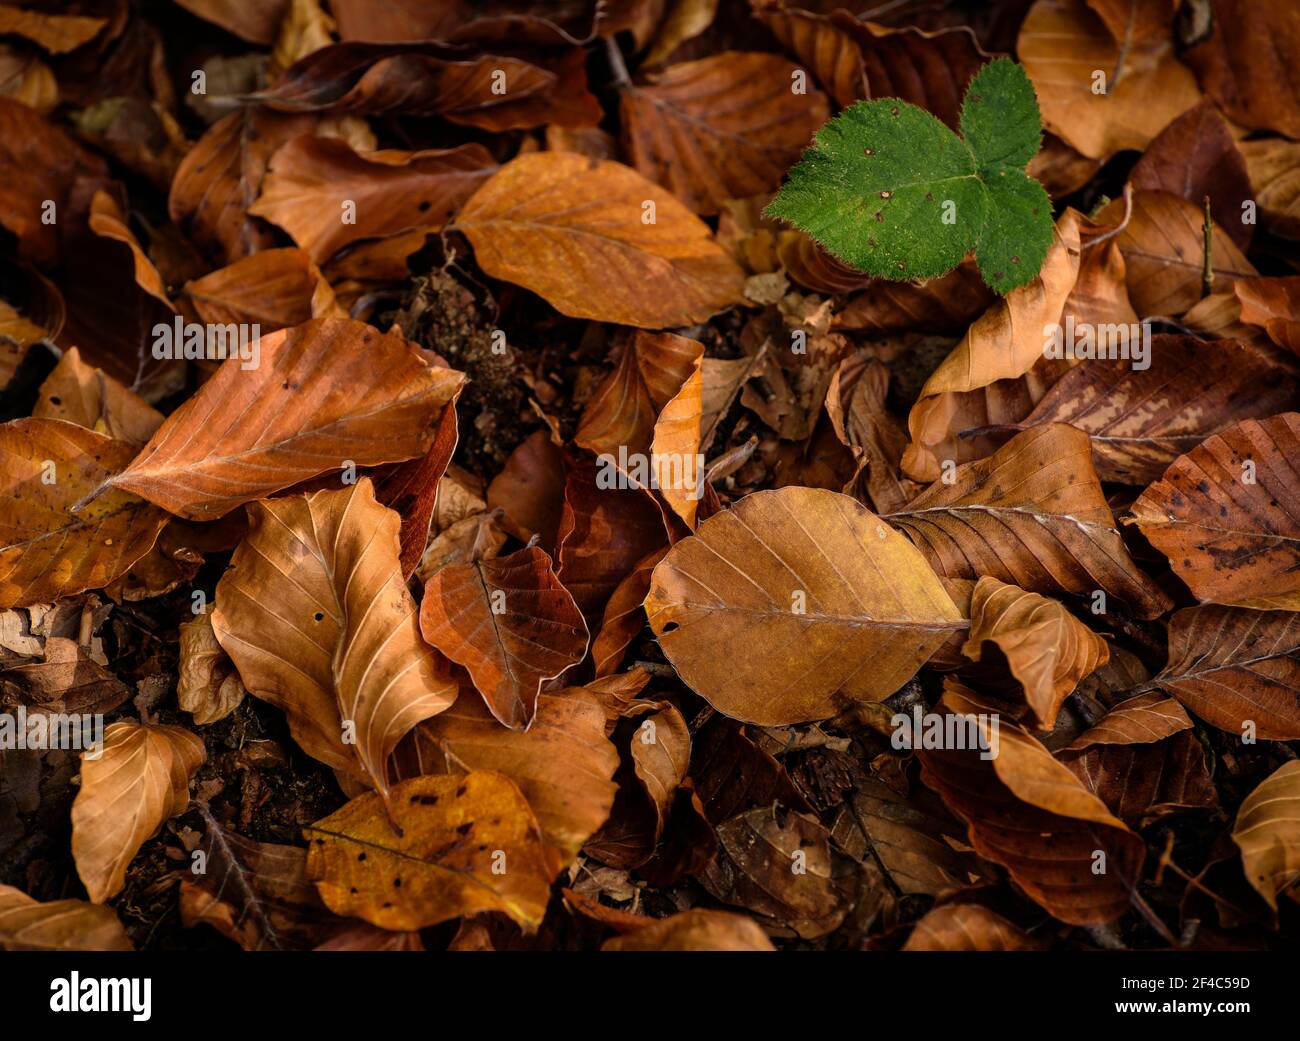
[104,317,465,520]
[1129,413,1300,610]
[602,907,774,951]
[1065,690,1191,749]
[212,480,456,797]
[175,0,287,44]
[486,429,566,551]
[1240,137,1300,240]
[650,350,704,529]
[902,903,1040,951]
[178,605,246,725]
[1018,0,1199,160]
[304,771,553,932]
[556,451,669,628]
[1233,760,1300,911]
[1100,190,1256,318]
[393,683,620,872]
[1129,100,1254,250]
[250,137,497,263]
[620,52,828,215]
[0,418,167,608]
[257,44,600,131]
[32,347,164,447]
[645,487,964,726]
[755,6,866,109]
[592,546,667,677]
[418,545,589,730]
[1,634,130,716]
[889,424,1171,619]
[0,885,132,951]
[918,683,1145,924]
[1148,605,1300,740]
[1011,336,1297,484]
[0,43,57,113]
[1182,0,1300,140]
[834,262,993,336]
[181,803,336,951]
[185,247,345,330]
[1060,727,1217,827]
[700,803,858,939]
[825,355,921,514]
[453,151,746,328]
[71,720,206,903]
[576,331,704,468]
[903,210,1081,481]
[962,576,1109,730]
[86,191,173,310]
[0,5,104,54]
[1235,276,1300,355]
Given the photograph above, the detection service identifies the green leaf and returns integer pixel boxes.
[765,58,1053,295]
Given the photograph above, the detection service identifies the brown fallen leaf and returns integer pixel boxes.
[250,136,497,263]
[32,346,164,447]
[1100,190,1256,317]
[645,487,965,725]
[825,354,922,514]
[754,6,866,109]
[1,635,130,717]
[918,683,1145,924]
[962,576,1109,730]
[1182,0,1300,139]
[212,479,456,797]
[1060,727,1218,827]
[602,907,775,951]
[453,151,746,328]
[104,317,465,520]
[177,605,246,725]
[699,803,859,939]
[0,885,132,951]
[418,545,589,730]
[71,720,206,903]
[1018,0,1199,159]
[902,903,1040,951]
[1066,690,1192,748]
[592,546,667,677]
[1129,413,1300,610]
[621,52,828,215]
[486,429,566,551]
[1235,276,1300,356]
[1129,100,1254,250]
[1232,760,1300,911]
[1240,137,1300,241]
[304,771,553,931]
[0,43,57,113]
[175,0,287,44]
[1147,604,1300,740]
[0,418,167,608]
[0,4,104,54]
[185,247,345,331]
[181,803,336,951]
[1009,336,1297,484]
[889,424,1172,619]
[393,682,620,872]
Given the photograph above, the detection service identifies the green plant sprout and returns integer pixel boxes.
[765,58,1054,295]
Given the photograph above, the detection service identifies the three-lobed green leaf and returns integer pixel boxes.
[766,59,1053,294]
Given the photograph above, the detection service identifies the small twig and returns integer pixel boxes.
[1201,194,1215,299]
[604,34,631,90]
[1129,888,1178,946]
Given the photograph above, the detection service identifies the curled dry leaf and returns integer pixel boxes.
[250,137,497,263]
[394,683,620,872]
[601,907,775,951]
[418,545,589,730]
[177,605,246,725]
[453,151,746,328]
[1066,691,1191,749]
[645,487,964,726]
[0,419,167,608]
[962,576,1110,730]
[71,720,206,903]
[1240,137,1300,241]
[1149,605,1300,740]
[1129,413,1300,610]
[304,771,553,931]
[918,683,1145,924]
[212,480,456,797]
[1232,760,1300,911]
[105,317,465,520]
[0,885,132,951]
[889,424,1172,619]
[902,903,1040,951]
[620,51,829,215]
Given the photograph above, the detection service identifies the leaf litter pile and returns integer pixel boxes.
[1,0,1300,955]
